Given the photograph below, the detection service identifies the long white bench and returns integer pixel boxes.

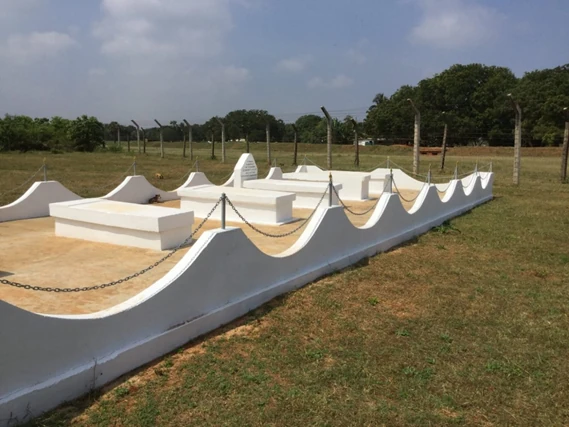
[282,171,371,201]
[244,178,342,210]
[49,199,194,251]
[178,186,296,225]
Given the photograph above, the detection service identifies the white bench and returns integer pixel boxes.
[244,179,342,209]
[49,199,194,251]
[178,186,296,225]
[282,171,371,201]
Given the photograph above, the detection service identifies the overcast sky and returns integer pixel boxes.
[0,0,567,125]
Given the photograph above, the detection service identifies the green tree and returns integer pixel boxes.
[68,116,105,152]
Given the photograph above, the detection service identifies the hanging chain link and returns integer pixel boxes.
[392,179,426,204]
[0,198,222,292]
[332,185,381,216]
[0,165,44,198]
[225,188,328,238]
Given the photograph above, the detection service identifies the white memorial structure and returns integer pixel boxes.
[50,199,194,251]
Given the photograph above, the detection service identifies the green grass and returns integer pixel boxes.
[2,144,569,426]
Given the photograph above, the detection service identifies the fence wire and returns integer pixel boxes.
[0,165,44,199]
[0,198,221,292]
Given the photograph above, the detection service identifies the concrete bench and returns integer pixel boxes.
[178,186,296,225]
[49,199,194,251]
[282,171,371,201]
[243,179,342,209]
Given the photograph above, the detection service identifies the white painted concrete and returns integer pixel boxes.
[0,173,494,425]
[0,181,81,223]
[178,186,296,225]
[295,165,324,173]
[282,171,371,201]
[244,169,341,209]
[50,199,194,251]
[103,176,181,203]
[233,154,258,188]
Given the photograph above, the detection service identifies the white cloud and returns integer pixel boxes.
[307,74,354,89]
[346,38,368,65]
[0,32,77,64]
[94,0,233,59]
[409,0,504,49]
[275,55,312,73]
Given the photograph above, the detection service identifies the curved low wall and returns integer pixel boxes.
[0,181,80,223]
[0,172,494,425]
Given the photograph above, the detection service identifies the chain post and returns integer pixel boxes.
[196,158,199,172]
[133,157,137,176]
[454,162,459,180]
[329,173,333,207]
[489,161,493,173]
[427,164,432,185]
[43,158,47,182]
[386,156,390,169]
[475,161,478,175]
[221,194,226,229]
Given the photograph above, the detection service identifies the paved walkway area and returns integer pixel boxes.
[0,191,422,315]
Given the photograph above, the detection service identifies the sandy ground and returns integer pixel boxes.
[0,190,420,315]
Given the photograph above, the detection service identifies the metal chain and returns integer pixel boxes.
[0,165,44,198]
[302,155,327,171]
[0,198,222,292]
[176,160,199,185]
[436,182,453,194]
[225,188,328,238]
[392,178,426,203]
[332,185,381,216]
[461,173,477,188]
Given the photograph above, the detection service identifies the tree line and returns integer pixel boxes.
[1,63,567,153]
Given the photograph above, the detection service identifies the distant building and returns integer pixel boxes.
[358,139,375,146]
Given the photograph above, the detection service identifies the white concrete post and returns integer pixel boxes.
[408,99,421,175]
[508,94,522,185]
[384,169,393,194]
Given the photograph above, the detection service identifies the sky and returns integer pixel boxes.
[0,0,567,126]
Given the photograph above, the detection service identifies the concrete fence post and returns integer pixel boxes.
[454,163,458,180]
[427,164,432,185]
[196,158,199,173]
[386,156,390,169]
[490,161,493,173]
[408,98,421,175]
[329,173,333,207]
[508,93,522,185]
[561,108,569,183]
[321,106,333,170]
[221,194,226,230]
[133,157,137,176]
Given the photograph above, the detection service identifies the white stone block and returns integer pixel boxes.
[244,179,342,209]
[178,186,296,225]
[49,199,194,251]
[282,171,370,201]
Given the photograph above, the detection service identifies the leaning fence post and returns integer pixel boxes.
[454,162,459,180]
[43,158,47,182]
[221,194,226,229]
[133,157,137,176]
[329,173,333,207]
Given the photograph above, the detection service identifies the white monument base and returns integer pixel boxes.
[178,186,296,225]
[244,179,342,209]
[49,199,194,251]
[282,171,371,201]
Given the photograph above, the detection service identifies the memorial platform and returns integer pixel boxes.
[178,185,296,225]
[282,171,371,201]
[49,199,194,251]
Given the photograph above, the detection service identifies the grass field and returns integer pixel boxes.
[1,144,569,426]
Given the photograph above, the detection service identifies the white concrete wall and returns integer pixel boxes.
[0,181,81,223]
[0,173,494,425]
[103,176,180,203]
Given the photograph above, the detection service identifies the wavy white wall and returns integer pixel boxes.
[0,173,493,425]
